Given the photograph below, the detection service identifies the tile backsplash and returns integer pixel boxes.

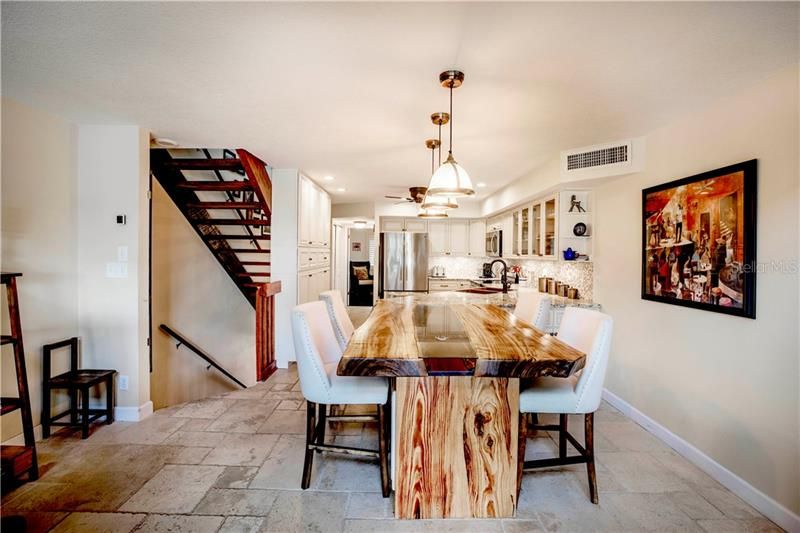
[429,256,594,301]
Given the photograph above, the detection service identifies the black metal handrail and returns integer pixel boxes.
[159,324,246,389]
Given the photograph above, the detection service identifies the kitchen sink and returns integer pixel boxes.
[457,287,504,294]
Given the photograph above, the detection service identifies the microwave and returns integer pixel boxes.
[485,229,502,257]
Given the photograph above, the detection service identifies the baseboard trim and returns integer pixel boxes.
[114,400,153,422]
[603,388,800,533]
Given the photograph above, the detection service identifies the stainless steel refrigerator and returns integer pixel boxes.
[379,232,429,298]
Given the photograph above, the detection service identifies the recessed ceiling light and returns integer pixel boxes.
[337,187,346,192]
[323,176,335,182]
[153,137,178,147]
[476,182,487,188]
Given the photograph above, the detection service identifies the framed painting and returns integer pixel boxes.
[641,159,757,318]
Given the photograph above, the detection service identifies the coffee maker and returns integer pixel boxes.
[481,262,493,278]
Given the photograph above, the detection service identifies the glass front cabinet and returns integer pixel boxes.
[511,193,559,258]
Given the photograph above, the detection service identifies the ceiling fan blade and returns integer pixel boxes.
[393,200,411,205]
[384,195,406,200]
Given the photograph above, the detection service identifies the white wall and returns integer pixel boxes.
[1,98,78,440]
[271,169,299,367]
[348,228,372,262]
[593,66,799,518]
[480,65,800,523]
[150,181,255,409]
[76,125,151,417]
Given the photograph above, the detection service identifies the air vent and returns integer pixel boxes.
[567,145,628,170]
[561,138,644,183]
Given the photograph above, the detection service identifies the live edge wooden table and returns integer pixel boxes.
[336,293,586,520]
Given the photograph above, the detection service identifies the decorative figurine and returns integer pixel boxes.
[569,195,586,213]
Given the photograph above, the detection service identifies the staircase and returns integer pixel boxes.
[150,148,280,380]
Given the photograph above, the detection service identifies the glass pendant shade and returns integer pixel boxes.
[421,192,457,210]
[427,153,475,197]
[417,206,448,219]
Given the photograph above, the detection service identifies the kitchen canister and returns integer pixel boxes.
[567,287,580,299]
[557,283,570,297]
[547,279,558,294]
[538,277,551,292]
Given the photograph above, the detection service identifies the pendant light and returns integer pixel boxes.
[417,139,450,218]
[421,137,457,210]
[427,70,475,198]
[417,207,449,219]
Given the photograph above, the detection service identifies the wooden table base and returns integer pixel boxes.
[395,376,520,519]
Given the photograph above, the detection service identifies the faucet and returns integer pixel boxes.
[489,259,511,294]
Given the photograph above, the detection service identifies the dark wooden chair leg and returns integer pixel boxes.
[517,411,527,500]
[301,401,317,489]
[69,388,78,425]
[559,414,568,458]
[377,402,390,498]
[315,404,327,453]
[81,387,90,439]
[585,412,598,504]
[106,377,114,424]
[42,384,51,438]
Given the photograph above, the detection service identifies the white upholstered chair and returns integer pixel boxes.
[291,301,390,496]
[319,290,354,351]
[519,306,613,504]
[513,288,551,331]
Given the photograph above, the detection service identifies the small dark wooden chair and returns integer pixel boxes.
[42,338,116,439]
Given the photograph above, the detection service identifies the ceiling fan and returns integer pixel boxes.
[385,186,427,205]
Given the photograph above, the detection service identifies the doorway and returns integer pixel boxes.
[332,219,375,307]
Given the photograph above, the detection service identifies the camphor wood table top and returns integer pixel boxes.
[337,296,585,378]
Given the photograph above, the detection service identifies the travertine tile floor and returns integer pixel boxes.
[1,309,781,533]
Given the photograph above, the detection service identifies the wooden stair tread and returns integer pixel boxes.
[176,181,252,192]
[186,202,263,210]
[218,248,271,254]
[194,219,270,226]
[163,158,243,171]
[0,397,21,416]
[239,261,271,266]
[1,335,17,346]
[0,445,35,478]
[236,272,270,277]
[204,234,270,240]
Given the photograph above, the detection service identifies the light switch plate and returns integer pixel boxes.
[105,262,129,279]
[118,375,129,391]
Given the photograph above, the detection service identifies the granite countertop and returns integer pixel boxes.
[414,290,598,310]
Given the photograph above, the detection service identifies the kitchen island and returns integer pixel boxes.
[336,293,585,519]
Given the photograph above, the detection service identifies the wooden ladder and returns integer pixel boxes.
[150,148,280,380]
[1,273,39,483]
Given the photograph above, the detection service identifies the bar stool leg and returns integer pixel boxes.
[81,387,90,439]
[301,401,317,489]
[377,402,390,498]
[316,404,327,452]
[559,414,568,458]
[585,413,598,504]
[106,376,114,424]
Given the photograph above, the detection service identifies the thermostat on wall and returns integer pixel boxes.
[116,215,127,225]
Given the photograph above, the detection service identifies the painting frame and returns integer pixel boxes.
[641,159,757,319]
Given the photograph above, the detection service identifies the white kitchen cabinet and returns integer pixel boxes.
[428,221,449,255]
[382,217,404,232]
[298,175,331,247]
[468,219,486,257]
[298,267,330,304]
[449,220,470,255]
[404,219,428,233]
